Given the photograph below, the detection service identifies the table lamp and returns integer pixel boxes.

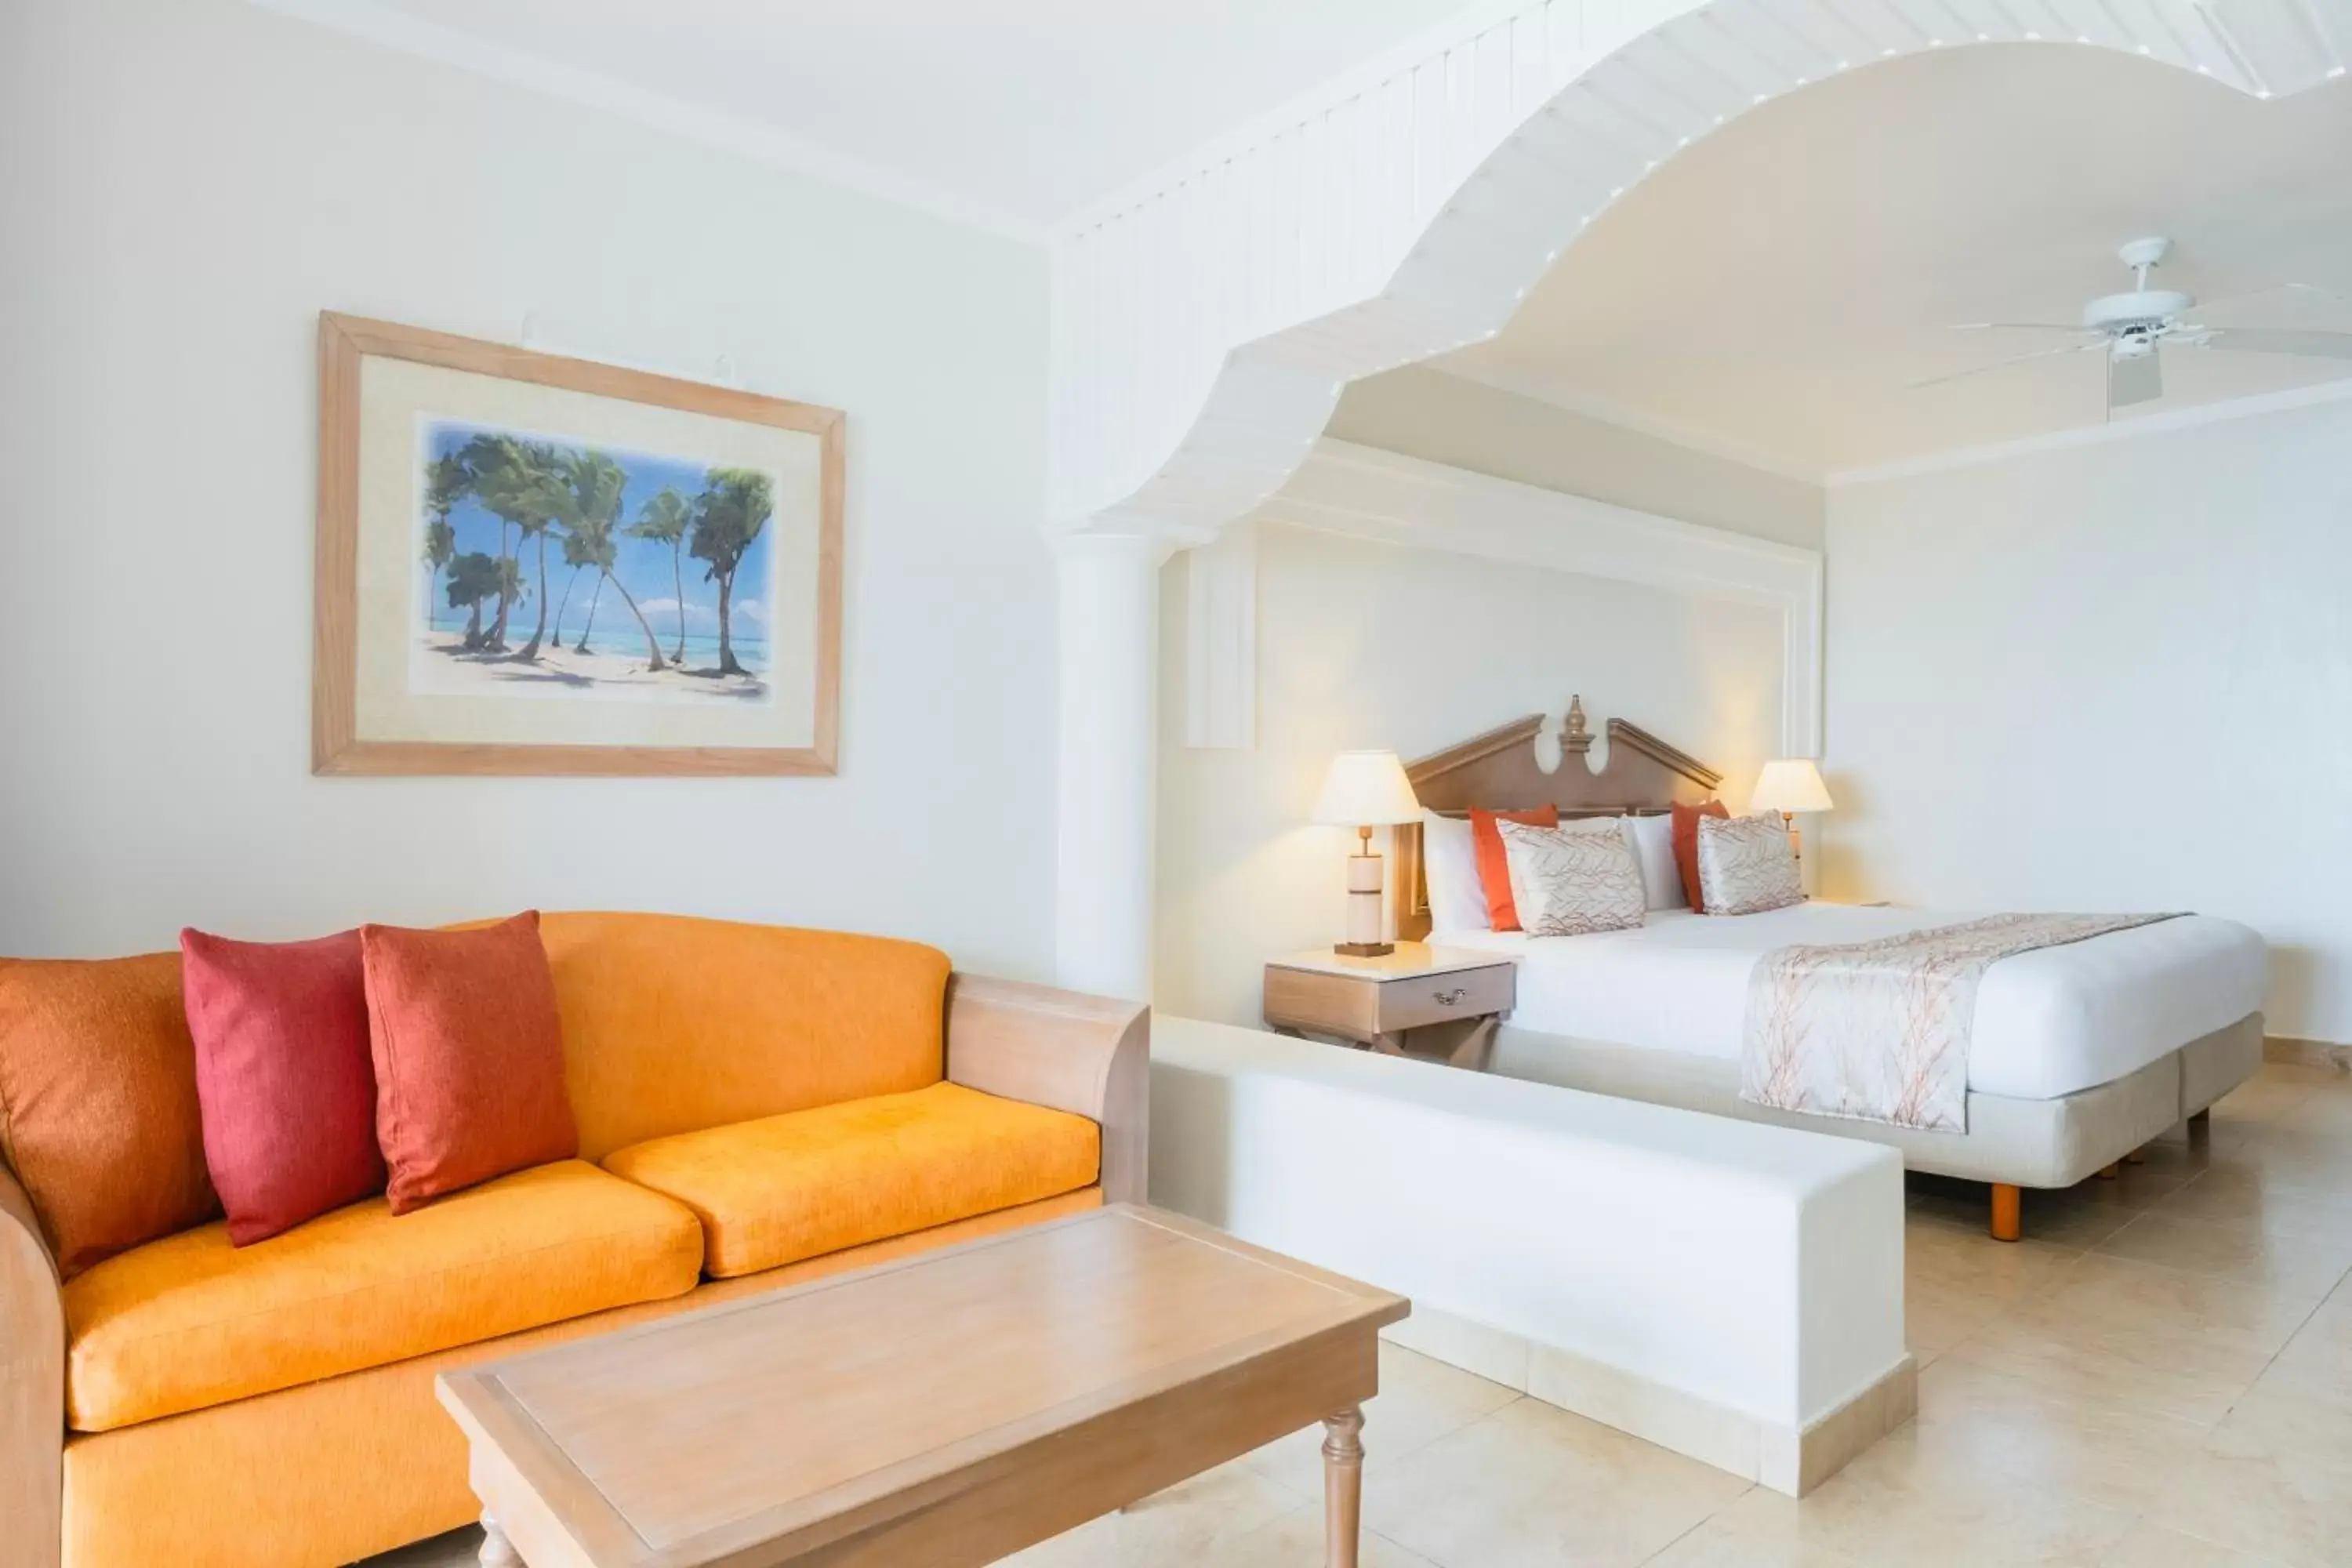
[1312,750,1423,956]
[1749,758,1834,861]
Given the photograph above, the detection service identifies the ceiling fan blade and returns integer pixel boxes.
[1952,321,2096,334]
[2190,281,2343,317]
[2109,349,2164,411]
[2199,327,2352,361]
[1907,340,2102,392]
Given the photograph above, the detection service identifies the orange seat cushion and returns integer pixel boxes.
[62,1160,701,1432]
[537,913,953,1160]
[603,1083,1101,1278]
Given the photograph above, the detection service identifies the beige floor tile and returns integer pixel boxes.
[1640,1510,1870,1566]
[1909,1183,2138,1250]
[2150,1167,2352,1236]
[2092,1210,2352,1294]
[1243,1342,1519,1497]
[999,1461,1305,1568]
[2100,1520,2292,1566]
[2152,1384,2352,1568]
[1359,1396,1750,1568]
[1907,1356,2212,1514]
[1205,1503,1438,1568]
[1694,1436,2139,1567]
[1939,1311,2270,1427]
[2009,1253,2328,1363]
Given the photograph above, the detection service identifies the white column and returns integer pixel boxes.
[1054,532,1175,1001]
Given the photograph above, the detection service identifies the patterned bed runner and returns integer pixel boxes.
[1740,913,2181,1133]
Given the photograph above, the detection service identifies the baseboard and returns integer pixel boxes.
[1379,1306,1914,1497]
[2266,1036,2352,1073]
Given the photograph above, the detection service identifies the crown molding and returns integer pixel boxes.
[1422,365,1829,488]
[1827,372,2352,487]
[246,0,1048,246]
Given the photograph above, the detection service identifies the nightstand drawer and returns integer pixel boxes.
[1372,964,1514,1033]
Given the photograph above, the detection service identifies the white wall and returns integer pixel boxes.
[1156,521,1785,1025]
[1821,397,2352,1043]
[0,0,1054,975]
[1327,368,1828,552]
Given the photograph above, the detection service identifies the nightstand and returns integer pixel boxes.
[1263,944,1517,1071]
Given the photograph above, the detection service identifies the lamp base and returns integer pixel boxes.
[1334,940,1396,958]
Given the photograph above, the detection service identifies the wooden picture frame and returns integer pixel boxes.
[314,313,844,776]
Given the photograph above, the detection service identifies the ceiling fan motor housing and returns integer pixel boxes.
[2084,289,2194,333]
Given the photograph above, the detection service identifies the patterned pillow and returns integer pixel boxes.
[1695,813,1802,916]
[1496,818,1646,937]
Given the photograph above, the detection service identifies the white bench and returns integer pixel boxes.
[1149,1018,1911,1496]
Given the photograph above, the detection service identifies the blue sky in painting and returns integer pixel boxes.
[421,419,773,656]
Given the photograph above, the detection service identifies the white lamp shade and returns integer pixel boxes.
[1751,758,1834,815]
[1312,750,1421,827]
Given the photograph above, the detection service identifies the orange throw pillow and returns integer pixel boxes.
[1671,800,1731,913]
[0,953,220,1279]
[1468,806,1559,932]
[361,913,576,1214]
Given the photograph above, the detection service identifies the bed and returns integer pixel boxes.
[1395,699,2267,1240]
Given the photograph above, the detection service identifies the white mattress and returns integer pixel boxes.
[1441,903,2267,1102]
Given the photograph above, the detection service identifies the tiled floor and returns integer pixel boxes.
[368,1063,2352,1568]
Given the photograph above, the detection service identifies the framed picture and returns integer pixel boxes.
[313,313,842,775]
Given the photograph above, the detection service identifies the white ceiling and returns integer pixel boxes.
[1438,45,2352,481]
[273,0,1490,235]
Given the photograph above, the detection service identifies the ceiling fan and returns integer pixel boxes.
[1911,238,2352,417]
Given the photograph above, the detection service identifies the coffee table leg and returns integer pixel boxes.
[479,1509,523,1567]
[1322,1406,1363,1568]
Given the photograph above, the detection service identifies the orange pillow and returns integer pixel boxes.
[1468,806,1559,932]
[1671,800,1731,913]
[361,913,576,1214]
[0,953,220,1279]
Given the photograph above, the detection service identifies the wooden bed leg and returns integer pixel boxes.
[1990,1184,2021,1243]
[2096,1163,2121,1180]
[2188,1109,2212,1145]
[2124,1146,2147,1164]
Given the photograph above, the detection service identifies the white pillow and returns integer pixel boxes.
[1621,812,1686,911]
[1496,817,1646,937]
[1419,811,1488,936]
[1695,812,1802,916]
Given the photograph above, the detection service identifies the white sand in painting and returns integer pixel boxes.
[410,633,771,705]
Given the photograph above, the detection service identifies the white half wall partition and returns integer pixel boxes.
[1150,1018,1912,1496]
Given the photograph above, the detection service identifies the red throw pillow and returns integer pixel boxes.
[180,929,385,1245]
[1671,800,1731,913]
[1468,806,1559,932]
[361,912,576,1214]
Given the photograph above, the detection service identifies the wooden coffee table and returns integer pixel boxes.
[437,1204,1409,1568]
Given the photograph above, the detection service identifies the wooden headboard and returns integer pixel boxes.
[1396,695,1724,941]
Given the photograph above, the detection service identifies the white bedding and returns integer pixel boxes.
[1442,902,2267,1102]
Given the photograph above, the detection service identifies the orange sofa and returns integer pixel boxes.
[0,913,1149,1568]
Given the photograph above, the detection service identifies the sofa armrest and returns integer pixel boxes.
[0,1159,63,1568]
[945,975,1149,1206]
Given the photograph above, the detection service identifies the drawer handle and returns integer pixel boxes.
[1432,987,1467,1007]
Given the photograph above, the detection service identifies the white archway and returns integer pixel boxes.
[1047,0,2348,996]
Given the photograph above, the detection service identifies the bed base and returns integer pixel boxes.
[1490,1013,2262,1241]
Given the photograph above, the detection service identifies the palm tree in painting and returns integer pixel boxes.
[625,487,693,662]
[422,453,466,626]
[504,441,571,662]
[445,552,502,650]
[422,517,456,631]
[564,486,670,673]
[689,468,773,676]
[459,434,557,652]
[551,526,597,648]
